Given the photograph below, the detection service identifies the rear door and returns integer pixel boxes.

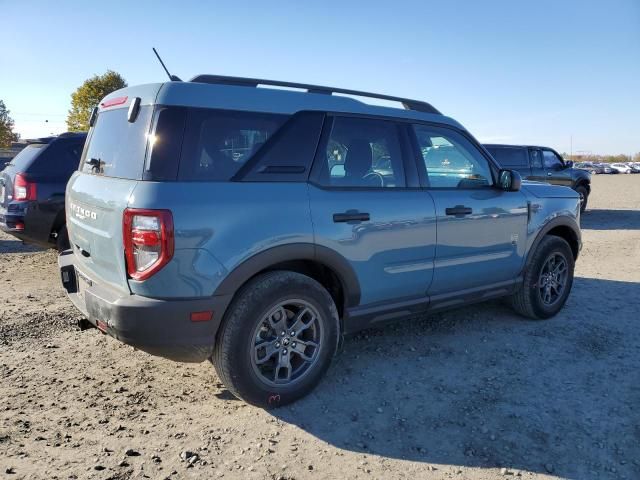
[309,115,437,308]
[67,97,155,293]
[411,124,528,298]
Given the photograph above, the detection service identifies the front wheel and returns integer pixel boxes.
[212,271,339,408]
[511,236,575,320]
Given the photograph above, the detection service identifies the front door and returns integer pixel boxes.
[308,115,437,308]
[541,149,573,187]
[410,124,528,298]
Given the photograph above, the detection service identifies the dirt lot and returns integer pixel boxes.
[1,175,639,480]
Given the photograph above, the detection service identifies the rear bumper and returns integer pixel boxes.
[58,250,232,362]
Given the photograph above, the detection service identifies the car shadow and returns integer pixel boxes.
[0,239,44,254]
[581,209,640,230]
[269,277,640,479]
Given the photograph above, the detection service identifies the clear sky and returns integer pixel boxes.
[1,0,638,155]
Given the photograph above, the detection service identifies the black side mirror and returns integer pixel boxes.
[564,160,574,168]
[498,169,521,191]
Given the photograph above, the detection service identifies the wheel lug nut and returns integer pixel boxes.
[292,342,297,348]
[281,331,286,336]
[282,349,288,355]
[290,331,295,336]
[275,342,280,348]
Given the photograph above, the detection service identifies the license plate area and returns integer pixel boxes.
[77,270,93,302]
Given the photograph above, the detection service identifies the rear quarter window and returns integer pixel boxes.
[178,109,288,181]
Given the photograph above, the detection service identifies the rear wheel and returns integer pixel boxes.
[575,185,588,213]
[212,271,339,408]
[511,236,574,320]
[55,226,70,252]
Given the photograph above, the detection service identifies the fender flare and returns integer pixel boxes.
[525,216,581,271]
[212,243,361,308]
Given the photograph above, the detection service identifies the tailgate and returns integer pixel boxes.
[66,172,136,294]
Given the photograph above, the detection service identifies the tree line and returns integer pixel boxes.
[563,153,640,164]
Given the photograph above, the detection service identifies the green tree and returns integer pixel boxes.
[66,70,127,131]
[0,100,19,147]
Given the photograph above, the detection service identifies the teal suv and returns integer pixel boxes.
[59,76,581,407]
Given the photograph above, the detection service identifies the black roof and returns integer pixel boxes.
[189,74,441,115]
[25,132,87,144]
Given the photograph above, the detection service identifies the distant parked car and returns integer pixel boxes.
[575,162,606,174]
[485,144,591,212]
[626,162,640,173]
[0,132,87,250]
[593,163,616,174]
[610,163,632,174]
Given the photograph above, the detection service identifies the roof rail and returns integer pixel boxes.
[189,74,441,115]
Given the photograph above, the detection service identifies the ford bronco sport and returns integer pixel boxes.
[59,76,581,407]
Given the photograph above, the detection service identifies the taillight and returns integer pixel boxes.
[123,208,174,280]
[14,173,37,201]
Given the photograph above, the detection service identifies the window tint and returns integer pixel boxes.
[178,109,288,181]
[81,106,153,179]
[543,150,563,169]
[529,149,543,168]
[8,144,48,172]
[144,106,187,181]
[316,116,406,188]
[486,146,528,167]
[413,125,493,188]
[32,140,84,177]
[240,112,324,182]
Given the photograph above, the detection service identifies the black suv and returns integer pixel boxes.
[485,144,591,212]
[0,132,86,250]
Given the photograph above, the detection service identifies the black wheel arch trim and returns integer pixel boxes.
[524,216,581,273]
[212,243,361,309]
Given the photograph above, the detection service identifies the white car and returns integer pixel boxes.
[610,163,632,174]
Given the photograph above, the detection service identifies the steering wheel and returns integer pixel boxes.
[363,171,385,187]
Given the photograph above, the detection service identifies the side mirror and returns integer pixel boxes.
[564,160,574,168]
[498,169,521,192]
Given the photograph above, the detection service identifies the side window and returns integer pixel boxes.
[412,125,493,188]
[543,150,563,169]
[529,149,543,168]
[317,117,406,188]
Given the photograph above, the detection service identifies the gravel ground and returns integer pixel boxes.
[1,175,639,480]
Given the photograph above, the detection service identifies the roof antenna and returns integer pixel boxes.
[152,47,182,81]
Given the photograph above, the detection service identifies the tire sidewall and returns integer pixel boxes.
[218,272,339,407]
[526,237,574,319]
[575,185,588,213]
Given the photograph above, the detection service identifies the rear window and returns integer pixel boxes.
[80,106,153,179]
[486,146,528,167]
[178,109,288,181]
[7,144,48,172]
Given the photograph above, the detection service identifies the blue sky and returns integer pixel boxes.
[1,0,638,154]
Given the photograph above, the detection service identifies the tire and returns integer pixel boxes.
[511,235,575,320]
[56,225,70,252]
[575,185,588,213]
[212,271,339,408]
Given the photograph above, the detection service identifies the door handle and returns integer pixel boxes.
[445,205,472,217]
[547,172,553,176]
[333,211,370,223]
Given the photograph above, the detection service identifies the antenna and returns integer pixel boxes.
[152,48,182,82]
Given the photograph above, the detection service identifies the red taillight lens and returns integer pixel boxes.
[14,173,37,201]
[123,208,174,280]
